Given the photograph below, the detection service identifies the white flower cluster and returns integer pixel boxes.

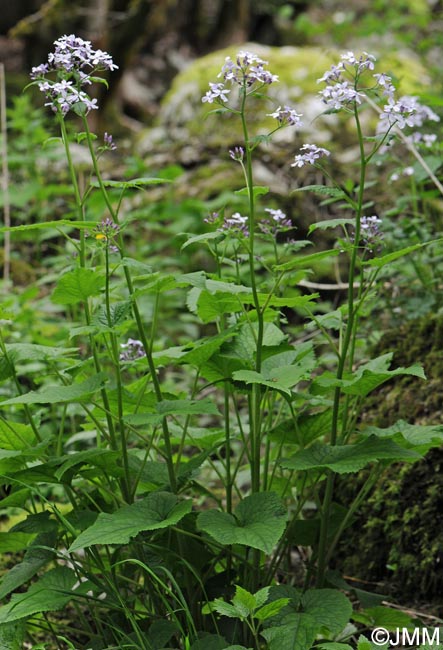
[202,50,279,104]
[259,208,292,236]
[30,34,118,116]
[291,144,330,168]
[319,81,364,111]
[316,50,440,143]
[317,51,375,111]
[222,212,249,235]
[378,95,440,132]
[267,105,303,127]
[37,79,98,116]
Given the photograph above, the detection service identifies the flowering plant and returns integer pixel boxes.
[0,38,441,650]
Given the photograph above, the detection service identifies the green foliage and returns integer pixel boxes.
[0,36,440,650]
[69,492,192,551]
[197,492,287,553]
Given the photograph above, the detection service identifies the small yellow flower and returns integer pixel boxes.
[95,233,107,241]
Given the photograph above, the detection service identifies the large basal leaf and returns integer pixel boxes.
[261,589,352,650]
[190,635,232,650]
[197,492,287,554]
[1,372,107,406]
[261,613,317,650]
[69,492,191,551]
[0,567,76,624]
[51,266,105,305]
[233,365,308,396]
[193,290,246,322]
[301,588,352,635]
[281,436,421,474]
[176,330,235,367]
[92,301,132,331]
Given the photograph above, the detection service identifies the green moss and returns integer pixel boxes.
[335,315,443,603]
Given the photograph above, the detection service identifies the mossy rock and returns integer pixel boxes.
[334,315,443,604]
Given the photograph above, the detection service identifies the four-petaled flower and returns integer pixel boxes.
[267,106,303,127]
[202,82,231,104]
[291,144,331,168]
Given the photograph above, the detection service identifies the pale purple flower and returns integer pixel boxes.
[267,105,303,127]
[229,146,245,161]
[218,51,278,87]
[104,132,117,150]
[220,212,249,236]
[341,51,376,73]
[291,144,330,168]
[39,78,98,115]
[48,34,118,73]
[359,215,383,250]
[373,73,396,99]
[318,51,375,85]
[202,82,230,103]
[317,64,345,84]
[120,338,144,362]
[204,211,219,224]
[377,95,439,133]
[264,208,290,224]
[423,133,438,147]
[260,208,292,235]
[31,34,118,115]
[378,97,418,131]
[319,81,364,110]
[92,217,120,246]
[30,63,50,79]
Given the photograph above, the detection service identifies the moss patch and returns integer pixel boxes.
[335,315,443,605]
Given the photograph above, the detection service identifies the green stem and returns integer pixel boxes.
[58,114,117,452]
[104,244,131,502]
[81,117,177,493]
[239,88,264,497]
[316,102,367,587]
